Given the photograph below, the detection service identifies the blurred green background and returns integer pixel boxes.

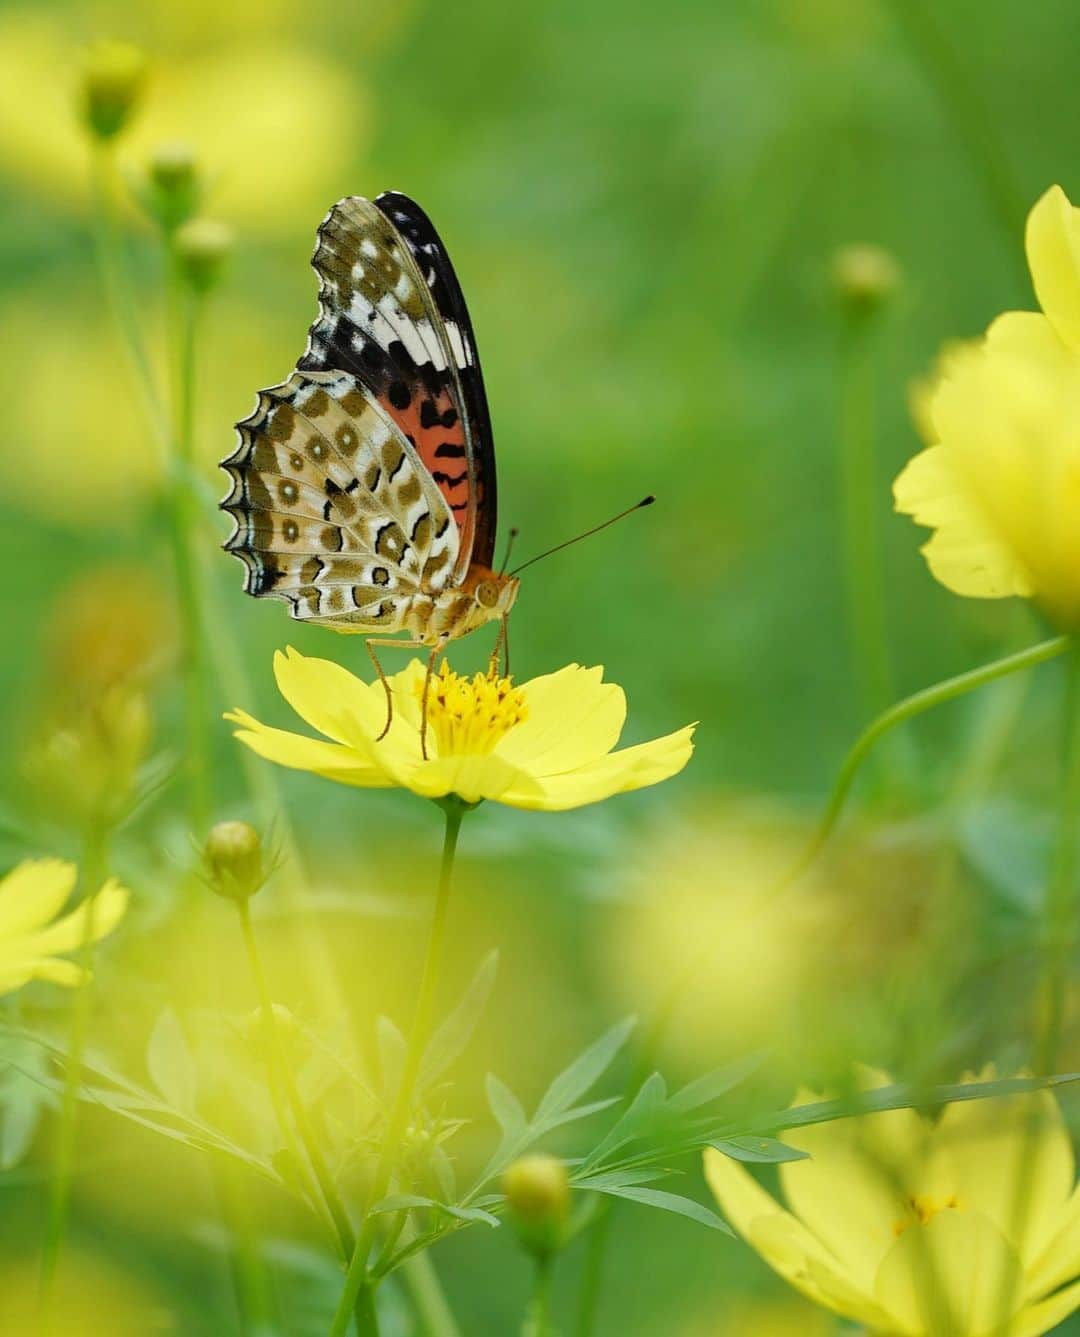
[2,0,1080,1332]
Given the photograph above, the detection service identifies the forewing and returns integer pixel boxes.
[298,195,495,574]
[374,191,498,569]
[223,370,458,629]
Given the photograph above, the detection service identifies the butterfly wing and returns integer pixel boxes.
[223,369,459,629]
[373,191,498,570]
[298,194,497,576]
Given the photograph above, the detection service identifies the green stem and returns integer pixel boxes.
[400,1253,463,1337]
[89,145,168,450]
[574,1212,611,1337]
[38,822,109,1325]
[838,316,895,725]
[881,0,1029,258]
[1037,639,1080,1072]
[570,635,1068,1337]
[212,1161,278,1337]
[165,258,212,836]
[330,802,466,1337]
[523,1256,554,1337]
[235,901,355,1263]
[785,635,1069,889]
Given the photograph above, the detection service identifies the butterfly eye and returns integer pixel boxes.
[475,580,499,609]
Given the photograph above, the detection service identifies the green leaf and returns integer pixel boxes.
[485,1073,527,1137]
[539,1096,621,1132]
[371,1194,500,1228]
[578,1184,732,1233]
[533,1017,636,1125]
[431,1144,457,1202]
[573,1167,671,1190]
[667,1054,765,1115]
[581,1072,667,1170]
[419,950,498,1092]
[0,1040,51,1170]
[710,1135,809,1164]
[146,1008,197,1115]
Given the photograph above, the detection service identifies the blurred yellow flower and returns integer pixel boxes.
[0,15,366,235]
[602,803,823,1066]
[227,649,694,809]
[0,860,128,996]
[0,283,290,522]
[706,1071,1080,1336]
[894,185,1080,627]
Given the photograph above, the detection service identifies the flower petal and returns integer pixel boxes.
[375,751,544,806]
[273,647,388,745]
[873,1210,1022,1337]
[0,859,76,938]
[1013,1275,1080,1337]
[496,665,626,772]
[1026,1182,1080,1300]
[1026,184,1080,354]
[14,879,129,958]
[777,1108,920,1296]
[935,1088,1074,1266]
[893,446,1033,599]
[704,1149,894,1328]
[0,956,87,996]
[498,725,695,811]
[225,709,391,787]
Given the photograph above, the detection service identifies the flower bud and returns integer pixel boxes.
[173,219,233,294]
[81,40,147,142]
[831,243,902,318]
[144,142,200,233]
[204,820,265,901]
[27,685,151,828]
[502,1154,570,1256]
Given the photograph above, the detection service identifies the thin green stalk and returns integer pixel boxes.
[838,317,895,726]
[38,822,109,1325]
[571,634,1068,1337]
[785,635,1069,890]
[992,645,1080,1335]
[89,145,168,451]
[166,261,212,835]
[573,1213,611,1337]
[881,0,1029,259]
[1037,639,1080,1073]
[212,1161,278,1337]
[522,1256,554,1337]
[400,1253,463,1337]
[235,900,355,1264]
[836,314,916,791]
[330,802,466,1337]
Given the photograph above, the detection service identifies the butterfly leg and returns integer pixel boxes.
[418,643,443,761]
[366,637,423,742]
[487,614,511,679]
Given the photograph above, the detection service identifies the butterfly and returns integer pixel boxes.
[221,192,518,747]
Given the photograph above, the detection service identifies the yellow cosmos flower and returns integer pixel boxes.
[706,1072,1080,1337]
[0,16,366,235]
[226,649,694,810]
[0,860,128,996]
[894,185,1080,627]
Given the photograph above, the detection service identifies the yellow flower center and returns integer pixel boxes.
[416,663,528,757]
[892,1192,962,1237]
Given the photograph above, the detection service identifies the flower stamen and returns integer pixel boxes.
[892,1191,962,1237]
[415,662,528,757]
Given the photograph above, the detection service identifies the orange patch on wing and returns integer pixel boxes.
[378,385,475,554]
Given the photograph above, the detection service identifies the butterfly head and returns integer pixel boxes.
[462,565,519,629]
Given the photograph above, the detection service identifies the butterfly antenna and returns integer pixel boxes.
[508,496,655,577]
[498,526,521,575]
